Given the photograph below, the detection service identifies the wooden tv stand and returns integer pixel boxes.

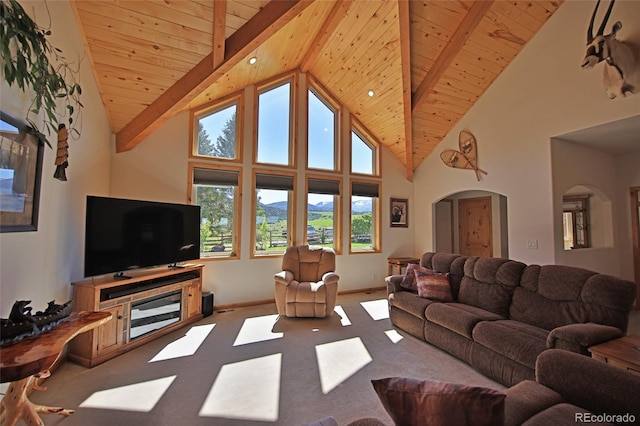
[68,264,203,367]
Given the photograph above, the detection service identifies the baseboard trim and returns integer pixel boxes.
[338,286,386,295]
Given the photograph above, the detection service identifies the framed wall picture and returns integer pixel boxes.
[0,111,44,232]
[390,198,408,228]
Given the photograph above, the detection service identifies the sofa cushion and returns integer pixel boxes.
[522,403,608,426]
[511,265,637,332]
[459,257,526,317]
[426,303,503,338]
[389,290,436,319]
[472,320,548,369]
[371,377,505,426]
[400,263,433,292]
[421,252,468,300]
[416,271,453,302]
[503,380,564,426]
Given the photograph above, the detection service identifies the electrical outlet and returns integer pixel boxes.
[526,240,538,249]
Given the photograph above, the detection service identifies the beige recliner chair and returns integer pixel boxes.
[274,245,339,318]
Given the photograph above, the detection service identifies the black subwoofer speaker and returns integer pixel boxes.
[202,292,214,317]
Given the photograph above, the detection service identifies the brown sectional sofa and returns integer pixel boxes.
[309,349,640,425]
[504,349,640,425]
[386,252,638,387]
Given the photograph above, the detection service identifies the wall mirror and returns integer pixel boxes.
[0,111,44,232]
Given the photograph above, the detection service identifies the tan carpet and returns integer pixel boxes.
[29,290,504,426]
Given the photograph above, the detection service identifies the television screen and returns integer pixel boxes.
[85,196,200,277]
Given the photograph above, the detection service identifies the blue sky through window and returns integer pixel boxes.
[198,104,236,156]
[0,121,18,132]
[0,121,18,180]
[257,83,291,165]
[351,131,373,174]
[257,188,286,206]
[308,90,335,170]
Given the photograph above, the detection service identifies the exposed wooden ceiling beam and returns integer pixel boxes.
[411,0,494,112]
[212,0,227,69]
[116,0,314,153]
[300,0,353,73]
[398,0,413,181]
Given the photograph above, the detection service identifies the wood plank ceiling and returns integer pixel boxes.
[71,0,563,179]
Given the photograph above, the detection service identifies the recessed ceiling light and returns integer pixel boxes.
[368,89,375,97]
[248,57,257,65]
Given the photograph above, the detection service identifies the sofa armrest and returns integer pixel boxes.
[275,270,294,285]
[385,274,404,294]
[547,323,624,355]
[536,349,640,418]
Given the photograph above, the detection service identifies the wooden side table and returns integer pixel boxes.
[588,335,640,376]
[0,311,112,426]
[387,256,420,276]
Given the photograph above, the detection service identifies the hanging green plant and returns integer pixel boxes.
[0,0,83,147]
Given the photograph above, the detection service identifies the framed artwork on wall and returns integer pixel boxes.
[0,111,44,232]
[390,198,408,228]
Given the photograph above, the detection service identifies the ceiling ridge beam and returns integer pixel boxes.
[212,0,227,69]
[300,0,353,73]
[411,0,494,112]
[116,0,314,153]
[398,0,413,181]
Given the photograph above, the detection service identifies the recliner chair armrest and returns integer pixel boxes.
[275,270,294,285]
[322,272,339,284]
[547,323,624,354]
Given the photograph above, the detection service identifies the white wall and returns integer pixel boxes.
[615,151,640,281]
[110,75,414,306]
[0,0,112,317]
[552,141,622,276]
[413,0,640,275]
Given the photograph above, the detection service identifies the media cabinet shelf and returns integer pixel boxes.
[68,264,203,367]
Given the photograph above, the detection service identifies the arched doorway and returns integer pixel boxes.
[433,190,509,258]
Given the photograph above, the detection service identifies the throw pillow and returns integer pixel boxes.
[415,271,453,302]
[371,377,505,426]
[399,263,434,292]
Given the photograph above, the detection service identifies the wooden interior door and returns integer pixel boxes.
[459,196,492,257]
[631,187,640,310]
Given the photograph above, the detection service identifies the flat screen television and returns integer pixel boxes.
[84,196,201,277]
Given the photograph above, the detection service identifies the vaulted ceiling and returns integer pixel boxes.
[70,0,563,179]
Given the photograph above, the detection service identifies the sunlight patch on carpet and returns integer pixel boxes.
[199,353,281,421]
[149,324,215,362]
[333,305,351,326]
[233,314,282,346]
[315,337,372,394]
[385,329,403,343]
[79,376,176,412]
[360,299,389,320]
